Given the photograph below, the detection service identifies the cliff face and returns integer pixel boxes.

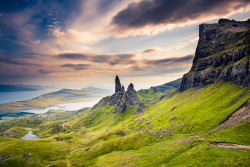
[180,19,250,91]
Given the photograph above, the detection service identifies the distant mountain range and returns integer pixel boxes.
[0,87,111,115]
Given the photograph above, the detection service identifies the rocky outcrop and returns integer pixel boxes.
[51,124,62,133]
[94,76,141,113]
[180,19,250,91]
[0,133,18,138]
[110,85,127,113]
[111,77,140,113]
[134,102,146,115]
[126,83,140,105]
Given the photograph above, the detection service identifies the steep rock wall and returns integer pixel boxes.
[180,19,250,91]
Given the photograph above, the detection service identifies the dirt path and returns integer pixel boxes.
[177,118,212,146]
[210,143,250,149]
[177,117,250,149]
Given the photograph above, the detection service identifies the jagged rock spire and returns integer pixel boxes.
[126,83,140,105]
[115,75,121,93]
[96,76,141,113]
[121,85,125,92]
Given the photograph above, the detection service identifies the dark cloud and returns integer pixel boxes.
[145,55,194,65]
[142,48,161,54]
[111,0,250,34]
[57,52,194,68]
[58,53,89,59]
[58,53,136,65]
[0,56,40,66]
[61,64,90,70]
[38,69,52,74]
[127,66,191,77]
[127,54,194,77]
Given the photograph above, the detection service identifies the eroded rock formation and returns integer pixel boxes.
[94,75,141,113]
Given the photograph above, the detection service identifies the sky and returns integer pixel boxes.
[0,0,249,91]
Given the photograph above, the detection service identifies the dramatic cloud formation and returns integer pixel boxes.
[0,0,249,88]
[111,0,250,36]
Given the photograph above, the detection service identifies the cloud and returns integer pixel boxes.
[57,51,194,68]
[58,53,89,59]
[38,69,52,74]
[142,48,162,54]
[0,56,40,66]
[145,55,194,65]
[58,52,136,65]
[61,64,91,70]
[126,54,194,77]
[111,0,250,36]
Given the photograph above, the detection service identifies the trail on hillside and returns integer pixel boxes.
[176,118,212,146]
[176,99,250,149]
[210,143,250,149]
[177,117,250,149]
[200,99,250,136]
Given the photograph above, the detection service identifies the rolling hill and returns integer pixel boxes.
[0,87,111,116]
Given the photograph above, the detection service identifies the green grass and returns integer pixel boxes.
[0,137,70,167]
[0,81,249,166]
[205,122,250,145]
[137,88,163,103]
[0,118,44,133]
[166,142,250,167]
[137,78,181,103]
[4,127,30,138]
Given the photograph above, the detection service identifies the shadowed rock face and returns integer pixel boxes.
[180,19,250,91]
[126,83,140,105]
[115,75,122,93]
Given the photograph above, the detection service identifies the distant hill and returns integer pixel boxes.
[150,78,181,93]
[137,78,181,103]
[0,87,111,115]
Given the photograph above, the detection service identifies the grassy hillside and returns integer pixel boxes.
[137,78,181,103]
[0,81,249,166]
